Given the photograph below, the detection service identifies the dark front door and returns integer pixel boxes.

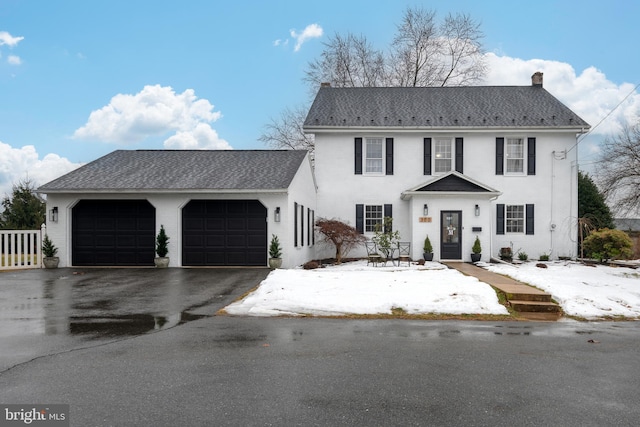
[441,211,462,259]
[182,200,267,266]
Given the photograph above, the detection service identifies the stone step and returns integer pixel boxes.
[509,300,562,313]
[504,292,553,303]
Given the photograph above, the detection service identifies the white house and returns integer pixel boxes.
[304,73,590,262]
[39,72,589,267]
[38,150,316,269]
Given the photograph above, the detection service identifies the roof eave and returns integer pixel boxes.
[401,190,502,200]
[37,188,289,195]
[304,125,590,134]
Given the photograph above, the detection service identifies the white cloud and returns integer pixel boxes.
[0,141,82,198]
[289,23,323,52]
[7,55,21,65]
[482,53,640,136]
[0,31,24,47]
[164,122,232,150]
[73,85,231,149]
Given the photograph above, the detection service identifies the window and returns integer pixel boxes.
[365,205,383,232]
[434,138,452,173]
[506,205,524,233]
[365,138,383,173]
[506,138,524,173]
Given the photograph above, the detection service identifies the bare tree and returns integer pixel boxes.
[305,33,387,89]
[315,218,366,264]
[597,122,640,215]
[261,6,487,152]
[258,104,315,152]
[438,12,487,86]
[388,7,440,87]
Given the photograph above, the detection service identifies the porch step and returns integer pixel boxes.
[515,311,564,321]
[504,291,553,303]
[509,300,562,313]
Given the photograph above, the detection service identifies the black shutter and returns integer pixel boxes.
[497,204,505,235]
[356,204,364,234]
[300,204,304,246]
[526,204,535,235]
[424,138,432,175]
[496,137,504,175]
[385,138,394,175]
[311,210,315,245]
[384,204,393,232]
[355,138,363,175]
[294,202,298,247]
[527,137,536,175]
[307,208,311,246]
[455,137,464,173]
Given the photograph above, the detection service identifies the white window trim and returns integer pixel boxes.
[505,204,525,234]
[364,137,384,175]
[433,137,453,174]
[364,204,383,233]
[505,136,526,175]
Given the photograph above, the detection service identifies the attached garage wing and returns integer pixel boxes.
[72,200,156,266]
[182,200,267,266]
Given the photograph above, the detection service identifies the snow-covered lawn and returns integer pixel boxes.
[224,260,640,320]
[483,261,640,319]
[225,261,508,317]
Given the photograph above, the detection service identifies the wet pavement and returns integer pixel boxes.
[0,267,269,370]
[1,316,639,426]
[1,268,640,426]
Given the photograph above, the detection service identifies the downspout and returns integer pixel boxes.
[489,195,499,261]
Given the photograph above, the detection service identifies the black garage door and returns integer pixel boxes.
[72,200,156,266]
[182,200,267,266]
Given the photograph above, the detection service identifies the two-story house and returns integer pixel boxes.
[304,73,590,262]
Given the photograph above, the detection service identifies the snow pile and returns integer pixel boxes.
[483,261,640,319]
[225,261,508,317]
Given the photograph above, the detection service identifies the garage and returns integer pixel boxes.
[72,200,156,266]
[182,200,267,266]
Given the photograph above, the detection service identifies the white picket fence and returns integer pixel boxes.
[0,224,45,270]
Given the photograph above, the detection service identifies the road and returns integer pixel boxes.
[2,316,639,426]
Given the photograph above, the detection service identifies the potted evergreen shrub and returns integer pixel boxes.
[268,234,283,269]
[471,236,482,262]
[423,235,434,261]
[154,225,170,268]
[42,234,59,268]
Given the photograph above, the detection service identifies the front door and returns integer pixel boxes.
[441,211,462,259]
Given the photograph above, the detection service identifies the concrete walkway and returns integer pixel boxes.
[444,262,562,320]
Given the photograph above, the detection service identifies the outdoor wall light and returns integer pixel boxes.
[423,204,429,216]
[274,207,281,222]
[475,204,480,216]
[49,207,58,222]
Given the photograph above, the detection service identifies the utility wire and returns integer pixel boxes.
[568,82,640,153]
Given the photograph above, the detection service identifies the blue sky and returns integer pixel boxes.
[1,0,639,196]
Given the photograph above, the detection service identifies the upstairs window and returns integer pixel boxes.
[365,138,383,174]
[434,138,452,173]
[506,138,524,173]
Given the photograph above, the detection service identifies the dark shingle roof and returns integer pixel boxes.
[303,86,590,130]
[38,150,309,192]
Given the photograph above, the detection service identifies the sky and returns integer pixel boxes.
[1,0,639,198]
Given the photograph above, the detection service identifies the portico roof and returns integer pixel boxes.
[401,171,501,199]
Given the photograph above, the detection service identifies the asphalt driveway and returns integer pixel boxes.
[0,267,269,370]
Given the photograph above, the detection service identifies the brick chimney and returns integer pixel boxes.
[532,72,543,87]
[320,82,331,88]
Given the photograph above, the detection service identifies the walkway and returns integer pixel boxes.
[444,262,562,321]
